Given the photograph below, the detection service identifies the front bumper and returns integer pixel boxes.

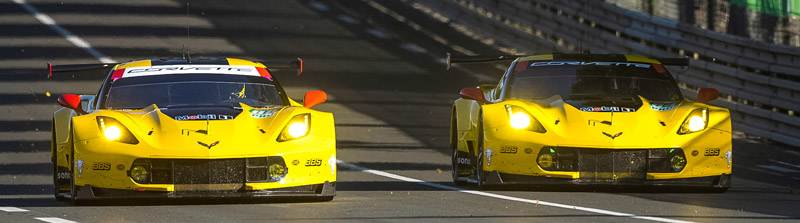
[483,170,730,188]
[73,181,336,200]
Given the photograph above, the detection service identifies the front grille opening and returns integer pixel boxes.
[130,157,286,185]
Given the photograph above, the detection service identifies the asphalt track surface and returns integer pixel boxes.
[1,0,799,222]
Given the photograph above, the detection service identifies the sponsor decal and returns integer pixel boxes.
[122,65,260,78]
[75,157,84,178]
[500,146,518,154]
[57,172,71,180]
[704,148,720,156]
[530,61,651,68]
[580,106,636,112]
[328,155,336,175]
[650,103,676,111]
[292,160,300,166]
[456,157,471,165]
[92,162,111,171]
[485,147,494,166]
[197,141,219,149]
[249,109,278,119]
[175,114,234,121]
[724,150,732,168]
[305,159,323,166]
[602,131,623,139]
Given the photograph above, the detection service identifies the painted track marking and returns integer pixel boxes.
[12,0,116,63]
[338,160,694,223]
[34,217,77,223]
[0,207,29,212]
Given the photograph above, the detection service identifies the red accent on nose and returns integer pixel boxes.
[111,69,125,81]
[256,67,272,80]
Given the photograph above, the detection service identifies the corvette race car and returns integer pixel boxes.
[449,53,732,191]
[51,58,337,203]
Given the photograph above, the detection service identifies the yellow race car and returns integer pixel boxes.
[449,54,731,191]
[50,58,337,203]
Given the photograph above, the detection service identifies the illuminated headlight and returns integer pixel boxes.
[505,105,545,133]
[268,163,287,181]
[278,114,311,142]
[678,108,708,134]
[130,164,149,184]
[104,125,122,140]
[509,112,531,129]
[96,116,138,144]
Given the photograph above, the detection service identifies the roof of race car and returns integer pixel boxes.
[517,54,660,64]
[110,58,272,80]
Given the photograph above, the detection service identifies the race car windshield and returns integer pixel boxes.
[105,79,283,110]
[508,62,683,103]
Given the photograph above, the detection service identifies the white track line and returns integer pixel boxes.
[0,207,29,212]
[12,0,116,64]
[34,217,77,223]
[337,160,694,223]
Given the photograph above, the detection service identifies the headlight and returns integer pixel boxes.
[678,108,708,134]
[96,116,139,144]
[505,105,545,133]
[669,148,687,172]
[130,164,149,184]
[278,114,310,142]
[268,163,287,181]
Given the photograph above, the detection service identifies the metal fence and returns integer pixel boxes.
[408,0,800,146]
[605,0,800,47]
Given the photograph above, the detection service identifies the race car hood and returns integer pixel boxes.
[72,103,327,158]
[487,96,731,148]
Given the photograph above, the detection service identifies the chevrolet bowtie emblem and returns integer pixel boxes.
[603,132,623,139]
[198,141,219,149]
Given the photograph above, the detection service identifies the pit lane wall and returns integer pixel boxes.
[408,0,800,146]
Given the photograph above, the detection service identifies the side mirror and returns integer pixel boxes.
[460,87,491,104]
[697,88,719,104]
[303,90,327,108]
[58,94,87,115]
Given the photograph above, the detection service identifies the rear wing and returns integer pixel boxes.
[446,53,520,70]
[652,57,689,66]
[47,62,115,78]
[445,53,690,70]
[47,58,306,78]
[261,58,303,75]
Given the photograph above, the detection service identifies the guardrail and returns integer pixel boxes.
[408,0,800,146]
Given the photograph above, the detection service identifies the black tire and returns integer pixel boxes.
[475,113,489,190]
[52,122,69,202]
[476,153,487,190]
[451,113,467,186]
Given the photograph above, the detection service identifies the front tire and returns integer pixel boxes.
[451,113,467,186]
[475,113,490,190]
[52,122,69,202]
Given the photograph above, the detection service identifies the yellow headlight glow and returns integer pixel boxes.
[104,125,122,141]
[687,116,706,132]
[509,112,531,129]
[287,122,309,138]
